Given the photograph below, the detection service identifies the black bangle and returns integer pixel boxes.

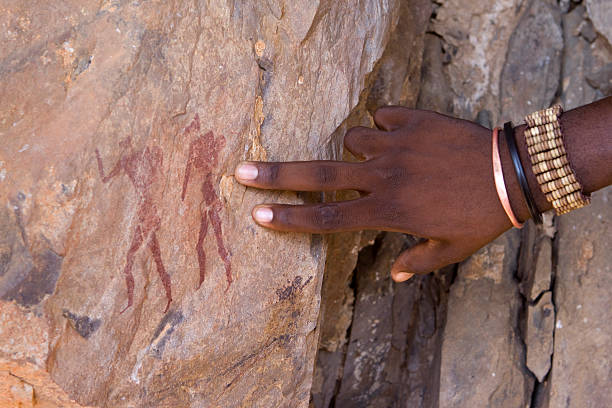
[503,122,542,225]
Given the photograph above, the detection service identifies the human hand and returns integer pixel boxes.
[234,107,515,281]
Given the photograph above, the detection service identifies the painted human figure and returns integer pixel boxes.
[181,114,232,290]
[95,138,172,313]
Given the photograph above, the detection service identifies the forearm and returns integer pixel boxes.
[502,96,612,222]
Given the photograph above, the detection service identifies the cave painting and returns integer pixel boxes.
[181,114,232,290]
[95,138,172,313]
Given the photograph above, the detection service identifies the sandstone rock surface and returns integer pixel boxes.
[562,6,598,110]
[586,0,612,44]
[431,0,527,124]
[0,1,401,406]
[2,0,611,407]
[314,1,612,407]
[439,233,534,408]
[562,5,612,110]
[310,1,433,405]
[315,233,453,408]
[525,291,554,382]
[501,0,563,123]
[549,187,612,407]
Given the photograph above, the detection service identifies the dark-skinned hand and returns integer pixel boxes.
[234,106,516,281]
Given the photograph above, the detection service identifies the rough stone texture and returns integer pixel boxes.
[530,238,552,300]
[334,233,405,406]
[316,2,611,407]
[325,233,452,408]
[310,1,432,406]
[582,5,612,98]
[1,360,91,408]
[431,0,527,124]
[562,6,599,110]
[317,232,363,353]
[0,301,49,368]
[586,0,612,45]
[439,232,534,408]
[518,222,553,302]
[515,212,556,385]
[2,1,611,407]
[525,291,554,382]
[310,228,376,408]
[586,62,612,96]
[417,34,454,114]
[0,1,403,406]
[363,0,433,111]
[548,187,612,407]
[500,0,563,123]
[562,5,612,110]
[425,3,559,407]
[0,302,88,408]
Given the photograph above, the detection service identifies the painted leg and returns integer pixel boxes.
[148,231,172,313]
[121,226,144,313]
[195,210,209,289]
[208,208,232,290]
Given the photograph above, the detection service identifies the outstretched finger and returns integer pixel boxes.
[251,198,380,233]
[235,161,372,192]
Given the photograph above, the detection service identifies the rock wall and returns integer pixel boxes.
[0,1,403,406]
[313,0,612,407]
[1,0,609,407]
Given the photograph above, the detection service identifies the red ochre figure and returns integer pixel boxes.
[181,114,232,290]
[95,138,172,313]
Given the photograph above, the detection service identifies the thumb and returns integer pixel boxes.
[391,240,461,282]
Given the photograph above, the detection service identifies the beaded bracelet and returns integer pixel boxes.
[524,105,590,215]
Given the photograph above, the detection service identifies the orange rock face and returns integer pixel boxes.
[0,1,402,406]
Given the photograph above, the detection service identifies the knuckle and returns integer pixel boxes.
[373,166,409,188]
[313,204,341,231]
[275,208,291,225]
[315,165,337,185]
[377,203,402,224]
[343,127,368,146]
[263,164,280,182]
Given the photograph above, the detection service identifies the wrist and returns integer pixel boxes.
[496,97,611,224]
[557,99,612,195]
[510,98,612,221]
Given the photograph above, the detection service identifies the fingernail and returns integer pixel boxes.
[395,272,414,282]
[253,207,273,223]
[236,163,258,180]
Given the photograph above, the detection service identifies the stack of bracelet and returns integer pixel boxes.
[524,105,590,215]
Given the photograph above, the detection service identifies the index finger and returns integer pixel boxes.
[234,161,372,192]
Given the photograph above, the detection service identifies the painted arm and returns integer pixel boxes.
[181,141,195,201]
[95,149,122,183]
